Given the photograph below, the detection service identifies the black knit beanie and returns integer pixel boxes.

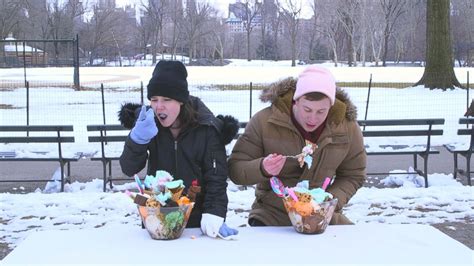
[147,60,189,103]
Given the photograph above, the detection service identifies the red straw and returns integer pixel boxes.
[321,177,331,191]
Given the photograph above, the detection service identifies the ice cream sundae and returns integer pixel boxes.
[270,177,337,234]
[126,170,195,240]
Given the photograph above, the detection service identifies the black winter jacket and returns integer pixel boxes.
[118,96,238,228]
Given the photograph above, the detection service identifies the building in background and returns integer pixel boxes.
[226,1,262,33]
[1,34,48,67]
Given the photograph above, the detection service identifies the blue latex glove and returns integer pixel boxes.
[130,106,158,144]
[218,223,239,240]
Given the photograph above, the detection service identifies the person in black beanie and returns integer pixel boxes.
[147,60,189,103]
[119,60,239,239]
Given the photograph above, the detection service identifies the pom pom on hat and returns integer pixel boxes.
[294,66,336,105]
[147,60,189,103]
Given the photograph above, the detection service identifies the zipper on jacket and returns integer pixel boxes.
[212,158,217,174]
[174,140,178,173]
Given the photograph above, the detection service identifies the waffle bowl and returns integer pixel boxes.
[283,197,338,234]
[138,203,194,240]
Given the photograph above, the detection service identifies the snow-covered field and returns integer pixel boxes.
[0,61,471,150]
[0,60,473,256]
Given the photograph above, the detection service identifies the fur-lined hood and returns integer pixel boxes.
[118,96,239,145]
[259,77,357,123]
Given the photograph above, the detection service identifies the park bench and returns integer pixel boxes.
[358,118,445,188]
[87,124,130,192]
[0,125,79,192]
[88,121,247,192]
[444,118,473,186]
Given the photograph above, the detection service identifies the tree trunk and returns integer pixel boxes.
[291,36,296,67]
[415,0,463,89]
[247,30,251,61]
[382,23,390,67]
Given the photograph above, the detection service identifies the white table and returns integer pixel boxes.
[2,224,472,265]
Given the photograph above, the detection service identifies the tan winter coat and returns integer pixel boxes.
[228,77,366,225]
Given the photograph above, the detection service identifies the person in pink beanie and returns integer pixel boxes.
[229,65,366,226]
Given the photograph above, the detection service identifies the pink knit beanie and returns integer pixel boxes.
[294,66,336,105]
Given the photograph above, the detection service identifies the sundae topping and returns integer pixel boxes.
[145,197,161,208]
[286,141,318,169]
[187,178,201,202]
[270,176,336,234]
[292,179,333,204]
[126,170,195,240]
[298,142,317,168]
[139,171,186,206]
[155,191,172,205]
[166,180,184,190]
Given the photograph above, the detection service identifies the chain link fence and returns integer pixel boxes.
[0,78,471,146]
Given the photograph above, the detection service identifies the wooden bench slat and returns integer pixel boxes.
[0,125,73,131]
[87,125,127,131]
[357,118,445,188]
[444,118,473,186]
[358,119,445,126]
[459,118,474,124]
[88,136,128,142]
[458,129,472,135]
[0,157,81,162]
[90,156,121,161]
[0,125,77,191]
[0,137,75,143]
[367,150,440,155]
[362,129,443,137]
[86,124,131,191]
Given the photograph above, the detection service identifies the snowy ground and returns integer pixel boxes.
[0,175,473,255]
[0,60,473,256]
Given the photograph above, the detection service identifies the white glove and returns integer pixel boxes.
[130,106,158,144]
[200,213,224,238]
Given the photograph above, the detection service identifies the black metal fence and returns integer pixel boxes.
[0,69,471,148]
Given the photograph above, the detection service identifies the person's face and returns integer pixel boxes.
[150,96,182,128]
[292,95,331,132]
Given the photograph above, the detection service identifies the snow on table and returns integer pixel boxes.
[2,224,472,265]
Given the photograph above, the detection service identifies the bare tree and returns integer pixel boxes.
[260,0,278,59]
[227,32,246,58]
[269,3,282,60]
[142,0,167,64]
[182,0,216,61]
[278,0,301,67]
[80,5,122,65]
[167,0,184,60]
[451,0,474,67]
[306,0,321,61]
[238,0,261,61]
[136,15,152,59]
[44,0,85,62]
[379,0,406,66]
[358,0,370,66]
[313,0,343,66]
[394,0,425,64]
[335,0,360,66]
[415,0,462,89]
[21,1,49,39]
[0,0,27,39]
[209,18,227,63]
